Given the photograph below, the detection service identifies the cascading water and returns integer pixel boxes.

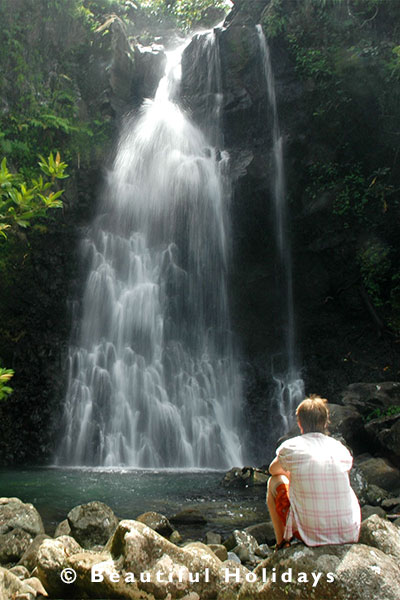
[57,37,244,468]
[256,25,304,431]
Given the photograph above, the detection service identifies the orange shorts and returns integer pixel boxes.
[275,482,301,540]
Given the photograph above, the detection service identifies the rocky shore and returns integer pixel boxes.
[1,383,400,599]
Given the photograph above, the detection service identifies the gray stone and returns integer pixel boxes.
[223,529,259,554]
[227,551,241,563]
[244,522,276,546]
[359,514,400,561]
[54,519,71,538]
[0,498,44,537]
[328,403,365,451]
[0,528,34,565]
[239,542,400,599]
[208,543,228,561]
[205,531,222,545]
[67,501,119,548]
[18,534,51,572]
[136,511,173,537]
[8,565,30,580]
[365,483,392,506]
[361,505,386,521]
[169,507,207,525]
[254,543,272,558]
[355,455,400,493]
[381,496,400,510]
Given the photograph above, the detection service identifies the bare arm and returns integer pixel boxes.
[269,456,290,478]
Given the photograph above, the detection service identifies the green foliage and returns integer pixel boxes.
[0,153,68,239]
[357,241,391,308]
[365,404,400,422]
[0,367,14,401]
[138,0,228,31]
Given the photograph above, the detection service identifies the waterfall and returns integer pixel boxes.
[256,25,304,431]
[57,37,244,468]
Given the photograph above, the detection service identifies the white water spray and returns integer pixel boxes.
[57,37,244,468]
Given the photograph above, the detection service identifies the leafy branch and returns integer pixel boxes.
[0,152,68,239]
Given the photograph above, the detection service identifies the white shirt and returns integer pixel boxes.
[277,432,361,546]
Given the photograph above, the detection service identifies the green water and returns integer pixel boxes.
[0,468,267,539]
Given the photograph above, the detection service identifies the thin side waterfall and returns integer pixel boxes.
[57,38,244,468]
[256,25,304,431]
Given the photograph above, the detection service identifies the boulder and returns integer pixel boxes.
[355,455,400,493]
[136,511,174,537]
[54,519,71,538]
[328,403,366,452]
[66,520,241,599]
[244,522,276,546]
[208,544,228,561]
[358,514,400,561]
[169,507,207,526]
[36,535,83,597]
[67,501,119,548]
[238,542,400,599]
[222,467,268,488]
[0,528,34,565]
[205,531,222,545]
[364,483,392,506]
[361,505,386,521]
[9,565,30,580]
[0,498,44,537]
[223,530,259,556]
[18,533,51,572]
[0,566,46,600]
[340,382,400,416]
[365,414,400,467]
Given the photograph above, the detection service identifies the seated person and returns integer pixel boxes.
[267,394,361,548]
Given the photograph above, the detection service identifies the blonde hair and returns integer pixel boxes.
[296,394,330,434]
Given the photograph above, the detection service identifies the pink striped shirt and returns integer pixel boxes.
[277,432,361,546]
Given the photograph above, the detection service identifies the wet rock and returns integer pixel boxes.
[227,551,241,563]
[0,528,34,565]
[244,522,275,546]
[365,414,400,467]
[18,534,51,572]
[340,382,400,416]
[22,576,48,597]
[170,507,207,526]
[222,466,268,488]
[0,498,44,537]
[136,511,174,537]
[381,496,400,510]
[361,505,386,521]
[67,501,119,548]
[328,403,366,452]
[54,519,71,538]
[355,455,400,493]
[365,483,392,506]
[223,530,259,556]
[254,544,272,559]
[358,514,400,561]
[132,43,166,105]
[349,466,370,504]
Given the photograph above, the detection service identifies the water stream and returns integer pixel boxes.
[57,36,244,468]
[256,25,304,431]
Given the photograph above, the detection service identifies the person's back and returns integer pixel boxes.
[277,431,361,546]
[267,395,361,548]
